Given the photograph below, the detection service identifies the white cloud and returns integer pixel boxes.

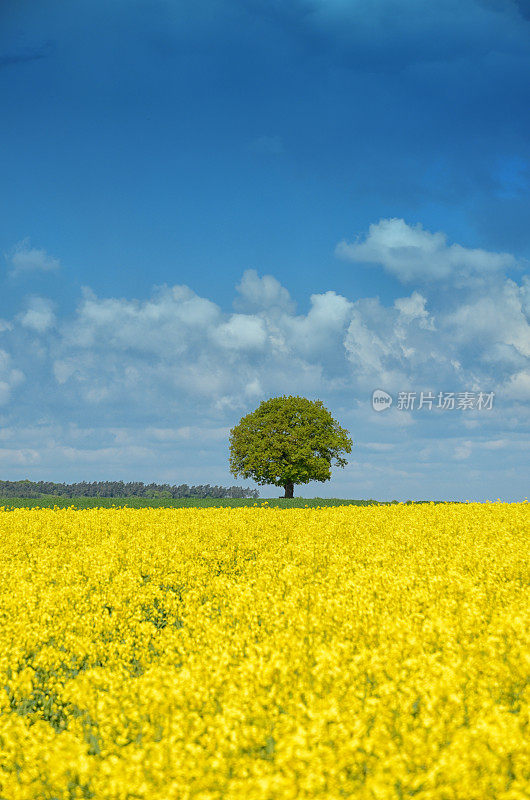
[341,269,530,404]
[521,275,530,317]
[454,441,473,460]
[0,350,24,405]
[284,291,354,358]
[40,260,528,416]
[0,222,528,499]
[0,447,41,466]
[213,314,268,350]
[145,425,230,443]
[53,358,78,385]
[244,378,263,398]
[336,218,516,283]
[502,369,530,401]
[7,239,60,275]
[65,285,221,352]
[18,297,56,333]
[52,281,354,409]
[234,269,295,313]
[343,295,441,390]
[442,279,530,366]
[394,291,434,329]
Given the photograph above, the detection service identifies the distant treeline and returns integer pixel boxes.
[0,480,260,499]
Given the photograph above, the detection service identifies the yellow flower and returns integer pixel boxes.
[0,503,528,799]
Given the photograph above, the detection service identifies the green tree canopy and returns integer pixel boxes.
[229,395,353,498]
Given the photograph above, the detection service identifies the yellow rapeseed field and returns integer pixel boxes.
[0,504,528,800]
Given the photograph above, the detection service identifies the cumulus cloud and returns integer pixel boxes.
[0,219,527,500]
[18,297,56,333]
[394,291,434,329]
[213,314,267,350]
[34,250,525,416]
[282,291,354,361]
[342,271,530,402]
[336,218,517,283]
[64,286,221,352]
[7,239,60,276]
[234,269,295,313]
[52,282,330,409]
[0,350,24,405]
[442,279,530,375]
[0,241,528,498]
[343,291,441,390]
[502,369,530,401]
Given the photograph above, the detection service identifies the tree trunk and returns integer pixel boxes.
[283,481,294,498]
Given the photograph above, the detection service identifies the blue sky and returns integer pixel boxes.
[0,0,529,499]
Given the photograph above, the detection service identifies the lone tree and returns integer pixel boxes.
[229,395,353,498]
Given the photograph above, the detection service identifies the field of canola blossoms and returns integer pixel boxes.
[0,504,528,800]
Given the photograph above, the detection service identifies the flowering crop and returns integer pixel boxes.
[0,504,528,799]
